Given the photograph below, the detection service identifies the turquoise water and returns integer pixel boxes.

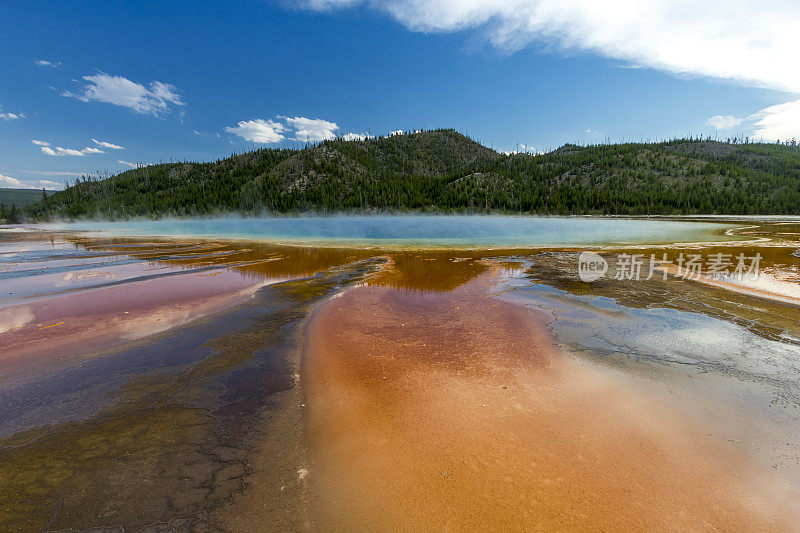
[42,216,735,247]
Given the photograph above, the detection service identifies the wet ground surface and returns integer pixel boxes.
[304,267,800,531]
[0,231,383,531]
[520,252,800,401]
[1,220,800,531]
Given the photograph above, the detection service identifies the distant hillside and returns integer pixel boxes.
[24,129,800,219]
[0,188,44,208]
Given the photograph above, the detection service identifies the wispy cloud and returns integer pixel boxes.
[305,1,800,92]
[19,170,86,177]
[118,160,150,169]
[0,106,24,121]
[704,109,797,140]
[303,0,356,10]
[63,73,184,116]
[0,173,62,190]
[751,100,800,141]
[92,138,124,150]
[36,59,63,68]
[41,146,84,156]
[304,0,800,140]
[33,139,105,157]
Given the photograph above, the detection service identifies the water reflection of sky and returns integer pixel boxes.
[511,283,800,397]
[0,235,365,304]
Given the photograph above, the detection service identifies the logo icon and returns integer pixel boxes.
[578,251,608,282]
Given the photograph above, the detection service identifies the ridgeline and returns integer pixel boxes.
[20,129,800,221]
[0,188,45,223]
[0,188,43,208]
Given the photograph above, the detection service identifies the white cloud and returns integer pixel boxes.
[388,129,404,136]
[42,146,78,156]
[19,170,85,177]
[751,100,800,141]
[503,143,544,155]
[307,1,800,92]
[707,115,743,130]
[704,107,800,139]
[225,116,344,143]
[284,116,339,141]
[342,132,368,141]
[304,0,356,9]
[521,143,543,153]
[38,142,105,157]
[305,0,800,140]
[0,173,62,190]
[63,73,184,115]
[36,59,63,68]
[0,106,24,120]
[91,138,124,150]
[225,119,286,143]
[0,174,24,187]
[118,160,143,168]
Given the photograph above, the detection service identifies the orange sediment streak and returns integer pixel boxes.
[303,270,800,531]
[38,321,64,330]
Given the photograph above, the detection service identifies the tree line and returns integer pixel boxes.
[22,130,800,220]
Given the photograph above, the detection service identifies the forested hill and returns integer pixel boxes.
[22,129,800,220]
[0,188,43,208]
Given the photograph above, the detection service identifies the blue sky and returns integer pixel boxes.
[1,0,797,189]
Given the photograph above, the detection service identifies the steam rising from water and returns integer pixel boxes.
[43,216,733,247]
